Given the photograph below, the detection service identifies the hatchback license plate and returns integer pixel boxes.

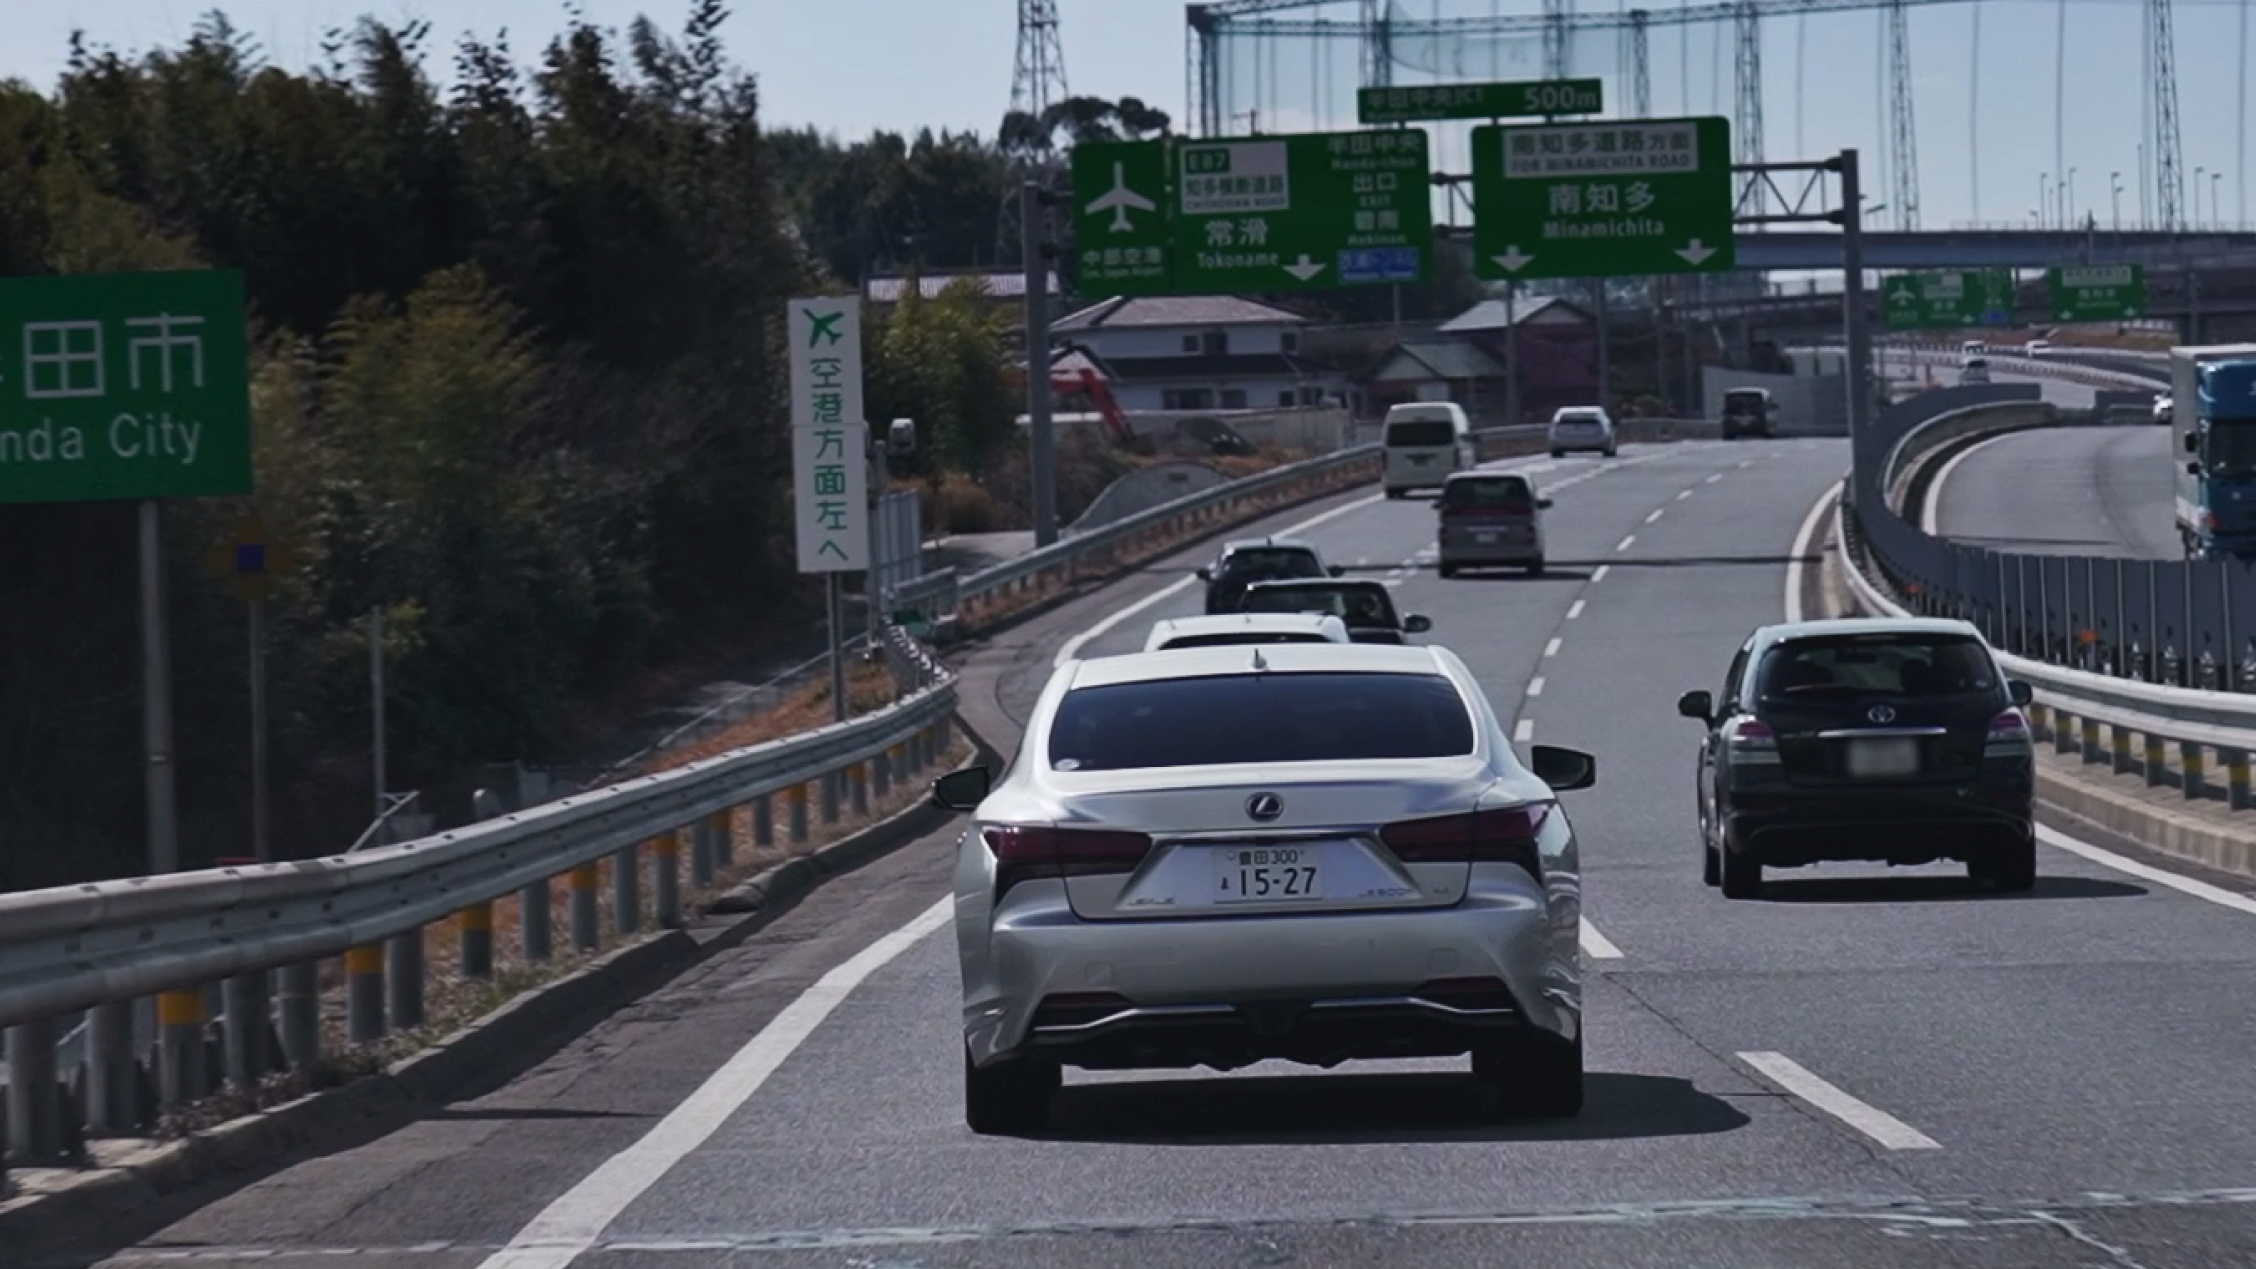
[1214,845,1323,903]
[1474,531,1498,544]
[1846,737,1921,777]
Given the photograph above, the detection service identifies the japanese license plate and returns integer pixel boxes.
[1474,531,1498,544]
[1846,737,1920,777]
[1213,845,1323,903]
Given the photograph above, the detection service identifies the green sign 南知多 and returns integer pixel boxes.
[1880,270,2019,330]
[1171,130,1433,293]
[0,269,253,506]
[2047,263,2146,322]
[1470,115,1735,281]
[1071,139,1173,298]
[1356,78,1605,125]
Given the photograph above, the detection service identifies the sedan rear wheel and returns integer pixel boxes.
[964,1043,1060,1136]
[1718,837,1762,899]
[1476,1030,1584,1120]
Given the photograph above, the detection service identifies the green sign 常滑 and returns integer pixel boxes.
[1357,78,1606,125]
[1070,140,1173,298]
[2046,263,2147,322]
[1170,130,1432,293]
[1470,115,1735,281]
[0,268,253,506]
[1880,269,2019,330]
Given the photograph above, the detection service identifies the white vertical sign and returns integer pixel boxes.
[786,296,869,573]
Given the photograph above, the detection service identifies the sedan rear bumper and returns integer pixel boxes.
[1724,782,2033,867]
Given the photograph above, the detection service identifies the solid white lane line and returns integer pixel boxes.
[1920,432,2013,535]
[1578,919,1623,959]
[1513,718,1534,742]
[1781,478,1843,625]
[474,898,955,1269]
[1736,1051,1941,1151]
[2037,824,2256,917]
[1567,599,1586,620]
[1676,489,1693,501]
[1616,534,1636,552]
[1526,676,1546,697]
[1645,508,1665,524]
[1590,565,1610,583]
[1544,637,1562,657]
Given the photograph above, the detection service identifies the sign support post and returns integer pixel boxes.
[1839,148,1872,508]
[1022,181,1059,548]
[827,574,847,723]
[249,597,268,860]
[138,500,178,875]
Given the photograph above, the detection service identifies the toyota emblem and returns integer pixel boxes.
[1868,704,1897,724]
[1245,793,1284,822]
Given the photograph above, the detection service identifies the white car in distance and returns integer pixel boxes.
[1548,406,1617,458]
[1144,612,1352,651]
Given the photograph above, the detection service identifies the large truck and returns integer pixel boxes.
[2170,342,2256,557]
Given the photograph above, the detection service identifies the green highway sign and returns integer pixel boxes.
[1880,269,2018,330]
[0,269,253,506]
[1071,139,1173,298]
[1357,78,1605,124]
[1171,130,1432,294]
[2047,263,2147,322]
[1470,115,1735,281]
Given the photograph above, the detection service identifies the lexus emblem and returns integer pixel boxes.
[1245,793,1284,822]
[1868,705,1897,724]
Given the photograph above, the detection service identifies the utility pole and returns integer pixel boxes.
[1021,181,1061,547]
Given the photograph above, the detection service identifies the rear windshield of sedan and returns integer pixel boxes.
[1758,633,1999,701]
[1221,548,1324,578]
[1239,583,1398,627]
[1047,672,1476,771]
[1385,419,1456,447]
[1442,477,1534,510]
[1157,632,1336,649]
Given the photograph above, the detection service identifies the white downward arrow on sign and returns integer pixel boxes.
[1492,246,1534,272]
[1283,254,1327,281]
[1675,238,1717,266]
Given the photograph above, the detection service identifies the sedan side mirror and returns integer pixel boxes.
[2006,679,2034,707]
[1403,613,1433,634]
[1195,566,1212,582]
[1537,497,1554,509]
[930,766,991,813]
[1328,565,1347,577]
[1530,744,1597,791]
[1676,689,1713,721]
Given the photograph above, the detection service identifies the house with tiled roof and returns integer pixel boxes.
[1360,295,1599,421]
[1047,295,1343,413]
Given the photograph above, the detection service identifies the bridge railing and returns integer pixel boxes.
[1838,385,2256,817]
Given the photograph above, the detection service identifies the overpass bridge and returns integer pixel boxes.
[1723,231,2256,272]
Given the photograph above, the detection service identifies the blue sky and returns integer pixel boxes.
[2,1,2249,232]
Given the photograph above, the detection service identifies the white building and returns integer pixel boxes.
[1049,295,1337,412]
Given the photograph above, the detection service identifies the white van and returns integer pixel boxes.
[1381,402,1475,499]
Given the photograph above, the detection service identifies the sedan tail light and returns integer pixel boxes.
[1725,717,1780,762]
[1985,708,2033,755]
[982,825,1154,899]
[1379,803,1549,880]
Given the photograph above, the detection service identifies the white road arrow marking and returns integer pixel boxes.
[1283,254,1327,281]
[1492,246,1535,272]
[1675,238,1718,266]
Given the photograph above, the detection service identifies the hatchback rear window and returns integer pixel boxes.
[1724,391,1766,412]
[1758,633,1999,700]
[1221,548,1323,578]
[1158,632,1335,649]
[1047,672,1475,771]
[1386,420,1456,447]
[1442,477,1534,510]
[1555,411,1603,425]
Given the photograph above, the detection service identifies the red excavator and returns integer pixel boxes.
[1008,355,1145,451]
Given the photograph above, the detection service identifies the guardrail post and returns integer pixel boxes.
[569,864,600,951]
[2182,742,2207,800]
[2110,726,2137,776]
[85,999,140,1133]
[345,945,385,1044]
[459,902,495,980]
[819,772,841,825]
[788,783,810,842]
[2078,716,2103,765]
[276,963,320,1075]
[6,1018,65,1160]
[387,930,424,1031]
[158,987,209,1107]
[689,818,716,889]
[711,808,736,866]
[753,795,774,850]
[613,844,642,936]
[521,878,553,963]
[654,834,682,928]
[2228,749,2254,811]
[887,742,908,790]
[222,971,271,1087]
[873,748,894,799]
[849,762,870,818]
[2052,709,2078,755]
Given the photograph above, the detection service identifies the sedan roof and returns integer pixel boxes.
[1068,641,1450,690]
[1758,616,1985,644]
[1145,612,1349,646]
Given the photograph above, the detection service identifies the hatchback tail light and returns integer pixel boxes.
[1985,708,2033,753]
[1379,803,1549,880]
[982,825,1154,899]
[1726,718,1780,762]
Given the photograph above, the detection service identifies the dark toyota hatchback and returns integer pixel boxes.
[1675,617,2037,898]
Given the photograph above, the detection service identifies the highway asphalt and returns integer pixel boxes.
[1929,423,2179,559]
[36,437,2256,1269]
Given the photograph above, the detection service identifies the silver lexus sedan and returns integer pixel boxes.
[928,641,1597,1135]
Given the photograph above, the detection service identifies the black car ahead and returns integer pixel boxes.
[1195,538,1342,614]
[1237,578,1433,644]
[1676,617,2037,899]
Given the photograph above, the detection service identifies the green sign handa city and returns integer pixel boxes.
[0,268,253,505]
[1881,269,2018,330]
[1470,115,1735,281]
[1068,130,1434,297]
[2047,263,2146,322]
[1357,78,1605,124]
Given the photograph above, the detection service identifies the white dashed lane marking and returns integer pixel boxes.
[1567,599,1586,620]
[1616,535,1636,552]
[1644,508,1665,524]
[1526,676,1546,697]
[1512,718,1534,742]
[1737,1051,1942,1152]
[1544,637,1562,657]
[1590,565,1610,583]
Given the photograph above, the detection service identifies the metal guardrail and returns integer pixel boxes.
[1839,390,2256,817]
[0,626,961,1166]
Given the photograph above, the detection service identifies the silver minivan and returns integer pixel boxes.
[1381,402,1476,499]
[1436,470,1551,577]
